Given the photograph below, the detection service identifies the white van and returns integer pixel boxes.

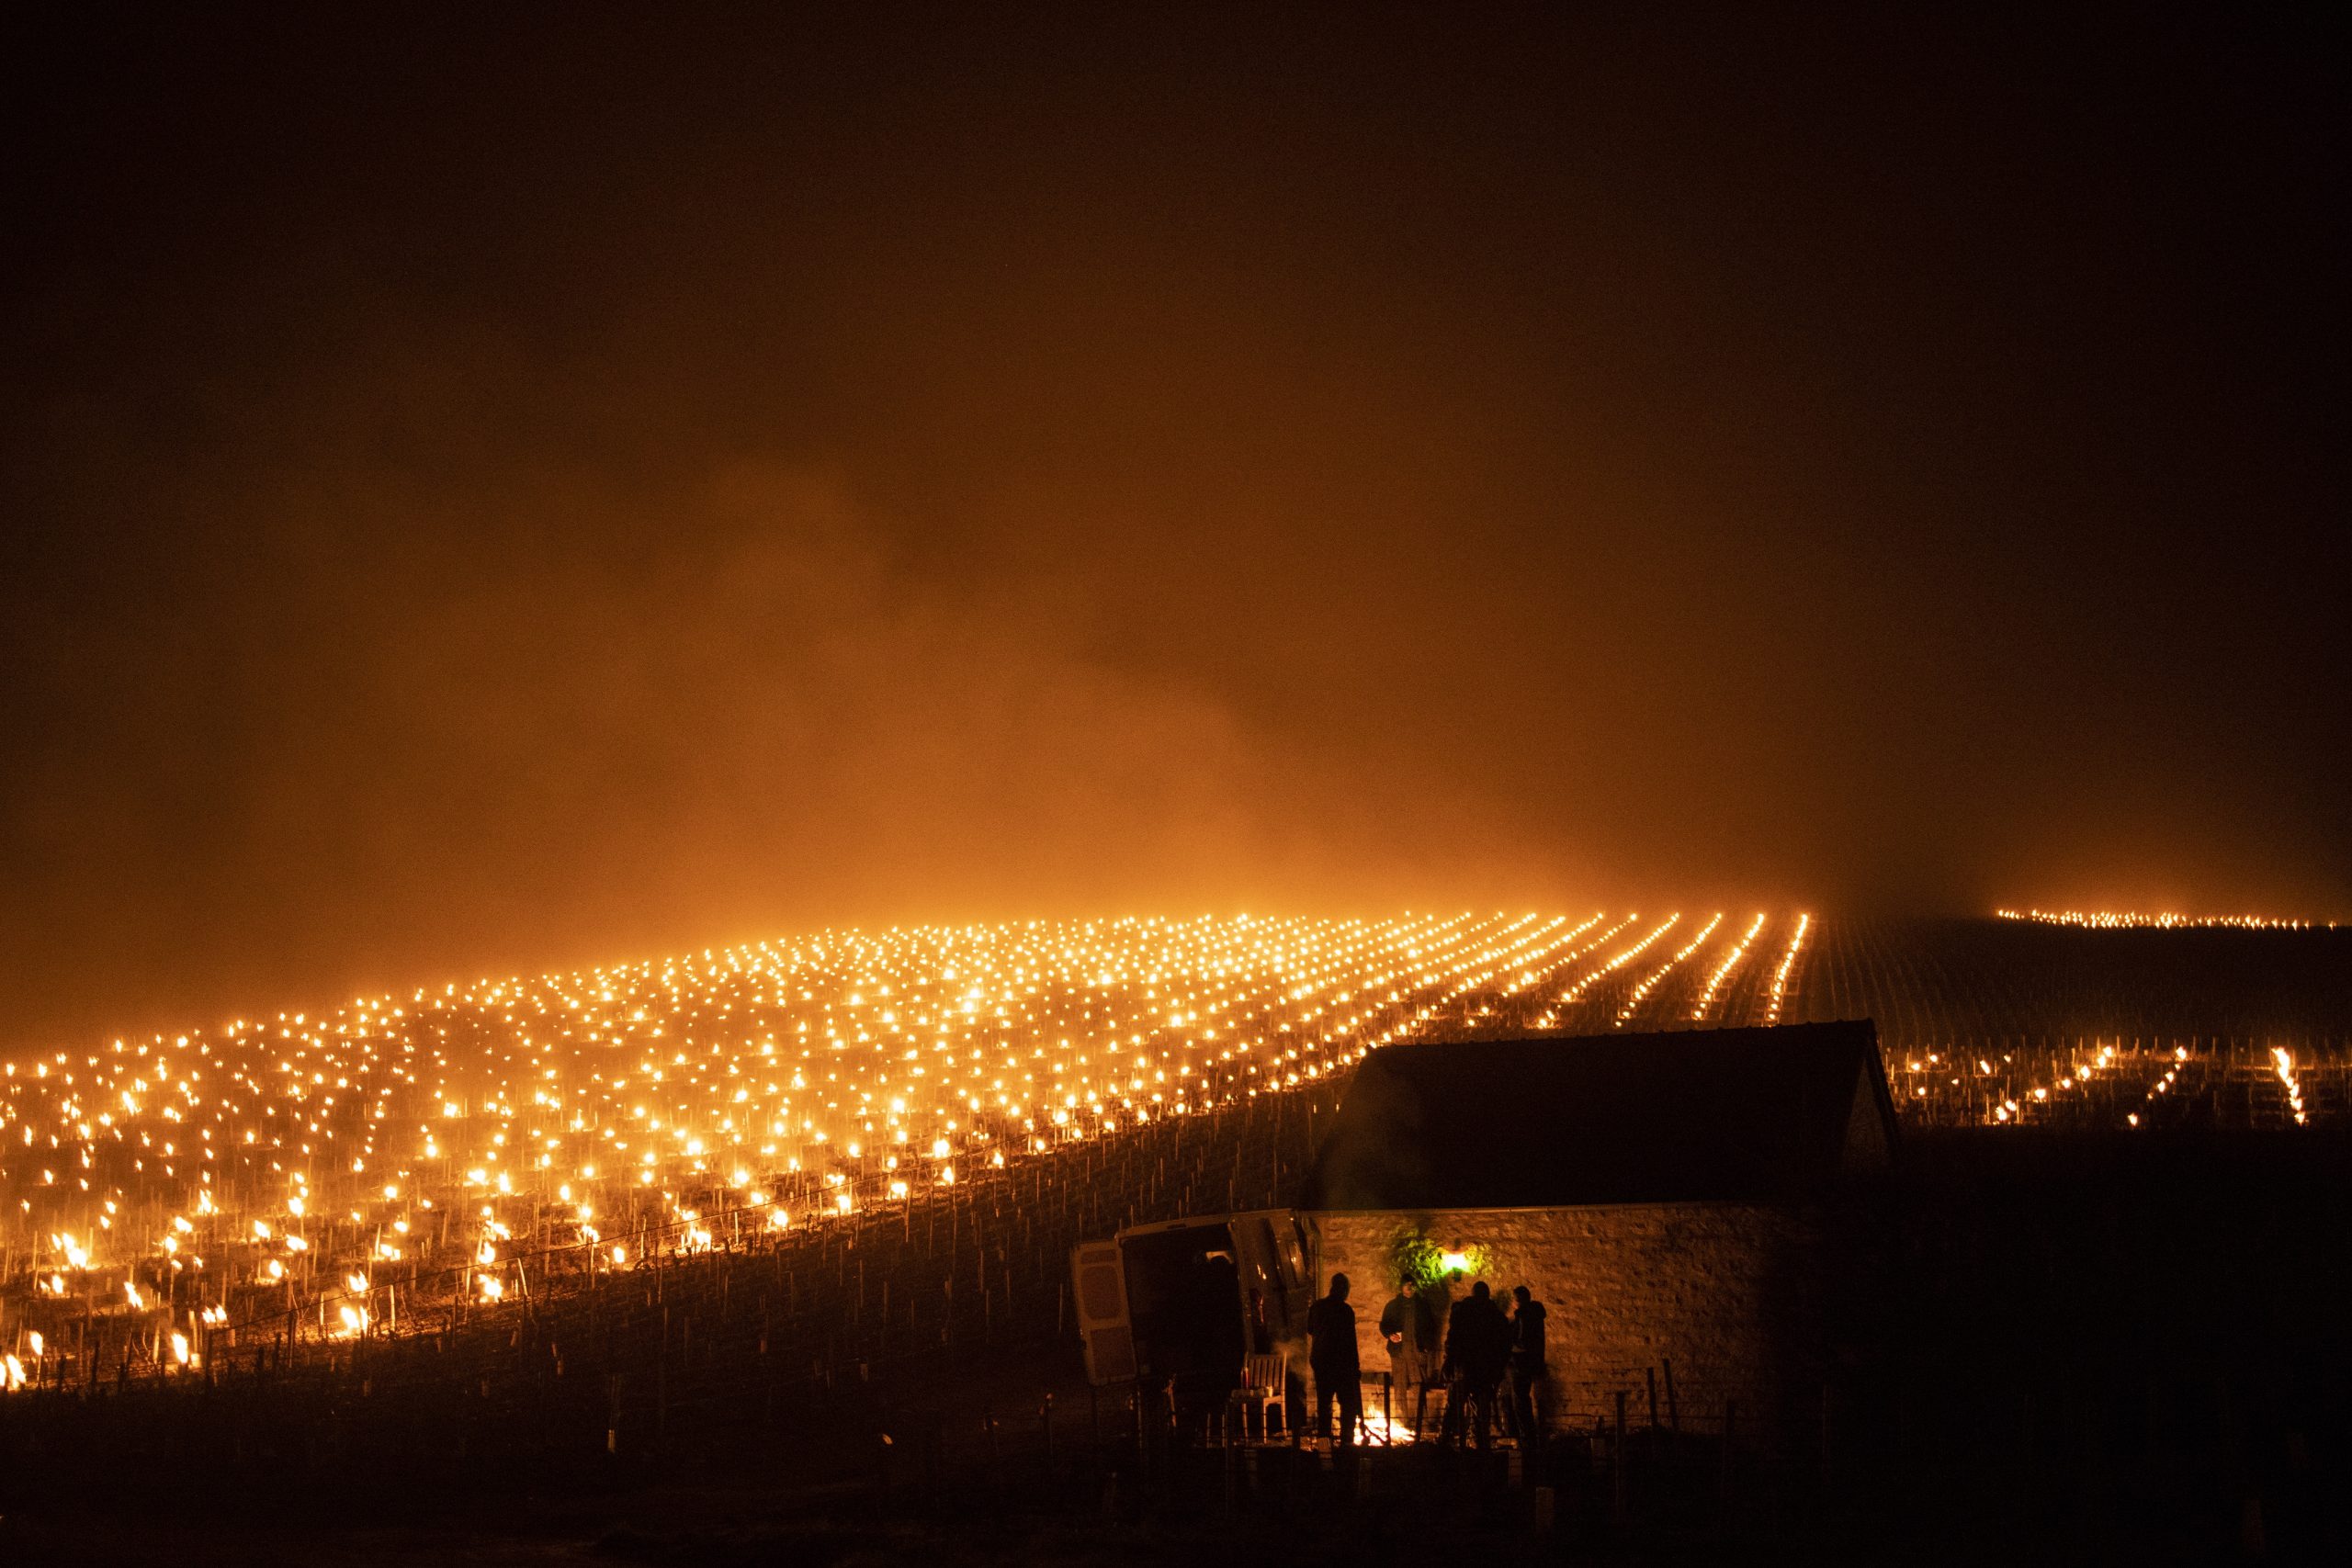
[1069,1207,1317,1418]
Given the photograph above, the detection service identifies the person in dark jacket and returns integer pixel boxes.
[1377,1279,1438,1417]
[1507,1284,1549,1449]
[1306,1272,1362,1446]
[1441,1280,1510,1450]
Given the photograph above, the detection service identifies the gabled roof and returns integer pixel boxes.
[1300,1020,1895,1212]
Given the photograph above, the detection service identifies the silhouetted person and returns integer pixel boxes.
[1442,1280,1510,1450]
[1378,1278,1437,1424]
[1507,1284,1548,1448]
[1306,1271,1362,1446]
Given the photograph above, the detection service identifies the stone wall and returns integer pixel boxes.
[1310,1203,1832,1433]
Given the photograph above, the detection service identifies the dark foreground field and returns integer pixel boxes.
[6,1124,2350,1565]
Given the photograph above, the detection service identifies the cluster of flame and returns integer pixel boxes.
[6,905,2327,1384]
[1895,1042,2127,1124]
[1617,914,1724,1024]
[0,911,1823,1305]
[1894,1038,2317,1134]
[1762,913,1810,1024]
[1995,908,2326,931]
[1691,914,1769,1021]
[1551,915,1680,1012]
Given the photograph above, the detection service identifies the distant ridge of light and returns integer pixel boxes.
[1995,908,2328,931]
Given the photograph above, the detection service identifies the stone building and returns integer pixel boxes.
[1299,1020,1897,1432]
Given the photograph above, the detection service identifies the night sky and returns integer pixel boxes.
[3,5,2344,1047]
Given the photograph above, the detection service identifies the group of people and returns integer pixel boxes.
[1305,1271,1548,1450]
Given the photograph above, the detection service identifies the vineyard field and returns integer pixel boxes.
[0,910,2345,1416]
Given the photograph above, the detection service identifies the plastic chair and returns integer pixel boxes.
[1235,1350,1286,1442]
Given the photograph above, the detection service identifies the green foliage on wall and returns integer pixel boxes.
[1385,1225,1478,1289]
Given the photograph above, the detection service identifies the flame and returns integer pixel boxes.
[2273,1047,2308,1126]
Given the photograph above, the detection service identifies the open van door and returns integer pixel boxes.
[1069,1238,1136,1385]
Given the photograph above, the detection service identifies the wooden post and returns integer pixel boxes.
[1819,1382,1833,1495]
[1611,1389,1629,1527]
[656,1306,669,1455]
[1721,1398,1737,1506]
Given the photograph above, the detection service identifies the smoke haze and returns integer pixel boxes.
[4,5,2345,1045]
